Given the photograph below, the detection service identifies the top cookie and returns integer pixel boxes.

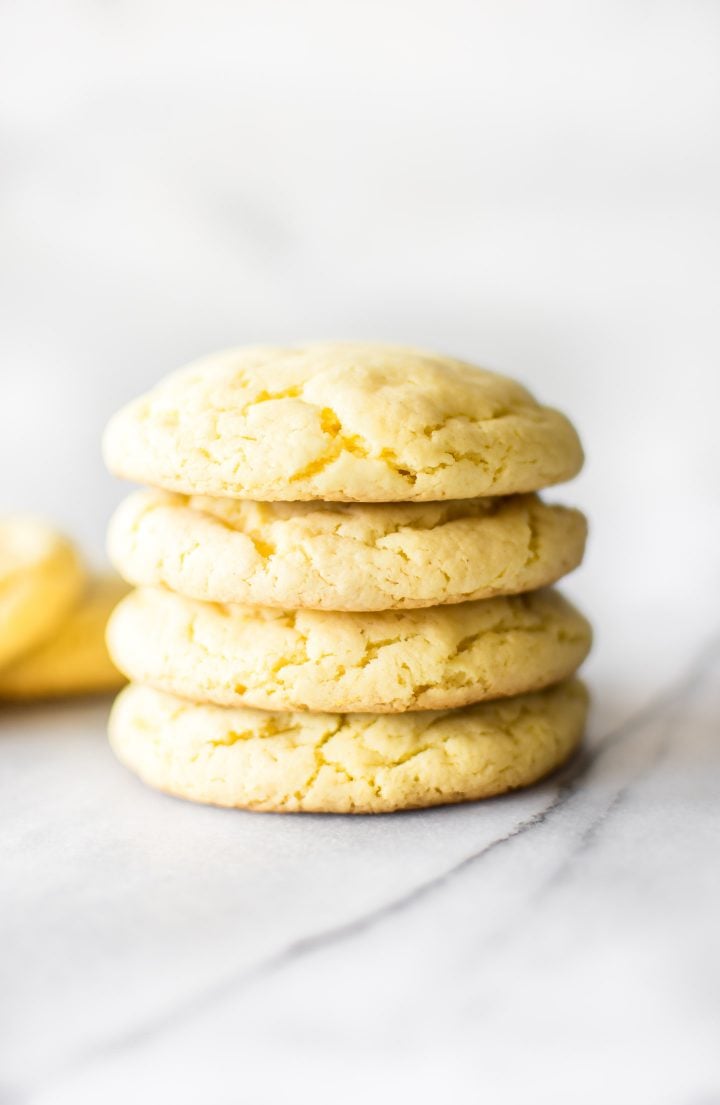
[103,343,583,501]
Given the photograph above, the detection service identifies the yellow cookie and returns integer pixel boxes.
[109,679,588,813]
[0,517,85,670]
[107,586,591,713]
[0,575,128,700]
[108,488,587,611]
[103,343,583,502]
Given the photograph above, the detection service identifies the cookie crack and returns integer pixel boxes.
[292,722,350,799]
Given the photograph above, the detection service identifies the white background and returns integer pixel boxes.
[1,3,720,1103]
[2,0,718,632]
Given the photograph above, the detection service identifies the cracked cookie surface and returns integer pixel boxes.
[109,678,588,813]
[108,488,587,610]
[107,586,591,712]
[0,517,85,670]
[0,575,127,700]
[103,343,583,502]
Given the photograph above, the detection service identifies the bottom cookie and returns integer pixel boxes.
[109,679,588,814]
[0,575,127,700]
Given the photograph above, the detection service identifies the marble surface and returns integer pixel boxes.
[2,608,720,1105]
[2,2,720,1102]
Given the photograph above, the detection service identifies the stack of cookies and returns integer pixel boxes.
[0,517,125,701]
[103,343,591,814]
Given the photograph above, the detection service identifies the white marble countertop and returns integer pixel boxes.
[3,590,720,1105]
[2,2,720,1102]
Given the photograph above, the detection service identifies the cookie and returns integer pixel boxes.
[109,678,588,813]
[0,517,85,670]
[108,489,587,611]
[0,575,127,700]
[107,585,591,713]
[103,343,583,502]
